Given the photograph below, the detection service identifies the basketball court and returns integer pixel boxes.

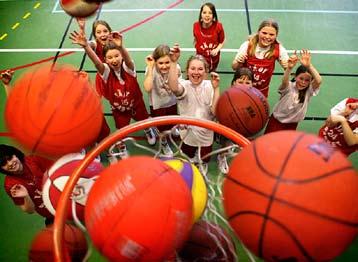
[0,0,357,261]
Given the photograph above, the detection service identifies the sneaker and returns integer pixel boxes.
[172,127,180,137]
[217,154,229,174]
[162,142,174,157]
[144,128,156,145]
[117,143,129,159]
[107,154,118,165]
[94,154,101,163]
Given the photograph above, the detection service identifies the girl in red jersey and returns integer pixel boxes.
[76,19,112,144]
[232,18,288,97]
[319,98,358,156]
[70,29,156,156]
[193,2,225,72]
[0,144,54,225]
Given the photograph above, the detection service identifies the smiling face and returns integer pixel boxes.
[105,48,123,71]
[94,24,111,46]
[187,59,207,86]
[155,55,171,75]
[258,26,278,48]
[295,72,312,90]
[200,5,214,27]
[1,155,23,175]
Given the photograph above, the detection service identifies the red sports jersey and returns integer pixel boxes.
[319,120,358,156]
[103,66,144,112]
[193,21,225,72]
[4,156,54,218]
[95,40,106,96]
[244,43,280,98]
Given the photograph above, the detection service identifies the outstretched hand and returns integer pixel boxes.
[10,184,29,198]
[145,55,155,68]
[76,17,86,33]
[210,72,220,89]
[0,70,14,85]
[108,31,122,48]
[70,30,87,47]
[287,51,298,69]
[299,49,311,68]
[169,43,180,62]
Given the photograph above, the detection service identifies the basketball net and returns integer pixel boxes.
[53,116,256,262]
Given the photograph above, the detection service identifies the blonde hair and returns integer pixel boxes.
[185,55,209,74]
[152,45,170,61]
[247,18,279,59]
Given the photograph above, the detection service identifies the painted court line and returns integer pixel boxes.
[51,8,358,14]
[1,48,358,55]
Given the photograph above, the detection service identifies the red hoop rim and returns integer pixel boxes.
[53,116,250,261]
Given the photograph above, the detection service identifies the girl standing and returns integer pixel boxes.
[143,44,182,156]
[232,18,288,97]
[193,2,225,72]
[168,50,220,174]
[264,50,322,133]
[70,29,156,156]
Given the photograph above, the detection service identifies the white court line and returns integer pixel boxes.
[0,48,358,55]
[51,8,358,14]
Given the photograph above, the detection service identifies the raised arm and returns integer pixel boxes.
[110,32,135,71]
[0,70,13,97]
[168,44,183,96]
[70,30,105,74]
[280,53,298,90]
[210,72,220,115]
[329,115,358,146]
[10,184,35,214]
[143,55,155,92]
[299,49,322,90]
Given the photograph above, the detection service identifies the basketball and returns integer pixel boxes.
[164,158,208,221]
[223,131,358,261]
[85,156,193,261]
[5,64,103,157]
[29,224,87,262]
[216,84,269,137]
[42,153,103,221]
[60,0,99,18]
[178,220,236,261]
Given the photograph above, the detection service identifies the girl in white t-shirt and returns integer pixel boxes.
[144,44,182,156]
[264,50,322,133]
[168,51,220,172]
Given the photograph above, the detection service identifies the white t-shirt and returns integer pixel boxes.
[145,64,181,110]
[272,81,319,123]
[176,79,215,147]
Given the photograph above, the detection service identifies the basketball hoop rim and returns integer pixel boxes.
[53,115,250,262]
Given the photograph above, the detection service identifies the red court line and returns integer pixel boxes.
[119,0,184,33]
[0,0,185,137]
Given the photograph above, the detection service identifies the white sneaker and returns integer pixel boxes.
[162,142,174,157]
[217,154,229,174]
[172,127,180,137]
[117,144,129,159]
[144,128,156,145]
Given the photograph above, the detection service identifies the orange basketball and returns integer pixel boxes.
[216,84,269,137]
[5,64,103,157]
[85,156,193,261]
[223,131,358,261]
[60,0,99,18]
[29,224,88,262]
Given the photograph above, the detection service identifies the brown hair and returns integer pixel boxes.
[152,45,171,61]
[231,67,253,85]
[198,2,218,23]
[92,20,112,38]
[103,41,121,57]
[247,18,279,59]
